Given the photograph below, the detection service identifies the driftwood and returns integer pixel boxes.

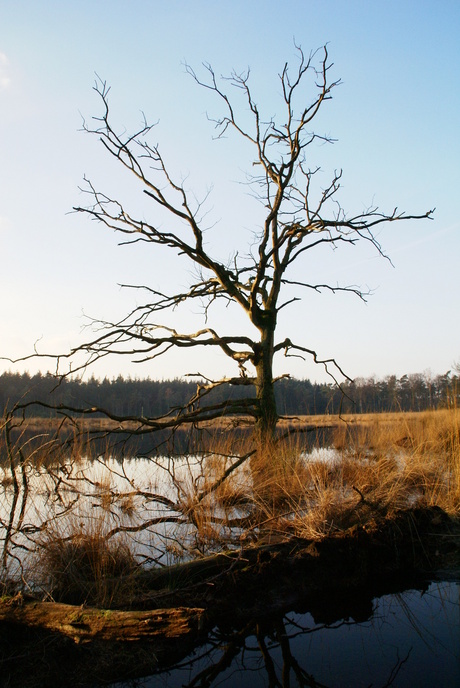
[0,595,205,644]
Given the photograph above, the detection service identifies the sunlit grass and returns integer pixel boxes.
[34,513,138,607]
[285,408,460,539]
[1,408,459,597]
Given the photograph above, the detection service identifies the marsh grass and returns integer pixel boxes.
[35,515,138,607]
[288,409,460,539]
[201,438,253,509]
[2,409,459,597]
[143,410,460,548]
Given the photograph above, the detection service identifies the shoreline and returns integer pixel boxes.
[1,506,459,686]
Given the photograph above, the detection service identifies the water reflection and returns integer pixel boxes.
[111,579,460,688]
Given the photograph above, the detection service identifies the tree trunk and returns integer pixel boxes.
[0,596,205,644]
[250,322,279,496]
[254,324,278,446]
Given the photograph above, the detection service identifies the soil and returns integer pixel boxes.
[1,505,459,688]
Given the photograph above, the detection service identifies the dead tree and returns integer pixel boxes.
[11,46,433,446]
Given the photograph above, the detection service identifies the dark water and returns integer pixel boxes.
[111,578,460,688]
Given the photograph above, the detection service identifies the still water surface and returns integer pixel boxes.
[110,578,460,688]
[1,453,459,686]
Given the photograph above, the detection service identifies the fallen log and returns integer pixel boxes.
[1,507,457,645]
[0,595,205,644]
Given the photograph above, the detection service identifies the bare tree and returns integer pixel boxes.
[14,46,434,445]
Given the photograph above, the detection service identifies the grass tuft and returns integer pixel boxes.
[36,520,138,607]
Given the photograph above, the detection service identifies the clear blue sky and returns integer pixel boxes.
[0,0,459,383]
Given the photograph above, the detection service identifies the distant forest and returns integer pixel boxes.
[0,369,458,417]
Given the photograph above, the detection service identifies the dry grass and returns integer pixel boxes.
[201,443,253,509]
[286,408,460,540]
[3,409,459,586]
[152,409,460,548]
[35,516,138,607]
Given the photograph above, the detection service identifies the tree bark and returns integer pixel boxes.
[0,596,205,644]
[253,322,278,445]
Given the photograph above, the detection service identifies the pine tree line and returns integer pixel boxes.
[0,370,457,418]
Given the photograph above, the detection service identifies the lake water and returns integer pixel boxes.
[109,578,460,688]
[1,453,459,686]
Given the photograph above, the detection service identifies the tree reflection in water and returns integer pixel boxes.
[177,616,409,688]
[111,580,459,688]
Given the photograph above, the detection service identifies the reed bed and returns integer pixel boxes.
[274,408,460,540]
[1,409,458,603]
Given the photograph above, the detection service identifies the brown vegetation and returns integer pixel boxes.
[0,409,459,686]
[35,527,138,607]
[1,409,459,607]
